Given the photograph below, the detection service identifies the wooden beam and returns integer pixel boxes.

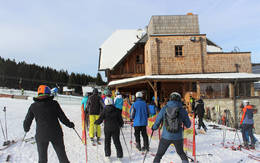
[147,80,156,92]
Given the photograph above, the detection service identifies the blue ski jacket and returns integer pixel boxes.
[130,98,149,127]
[152,100,191,140]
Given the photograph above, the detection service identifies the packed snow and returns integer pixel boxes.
[0,91,259,162]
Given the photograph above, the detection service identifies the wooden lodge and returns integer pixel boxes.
[98,14,260,133]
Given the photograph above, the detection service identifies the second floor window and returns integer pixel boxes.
[175,45,183,56]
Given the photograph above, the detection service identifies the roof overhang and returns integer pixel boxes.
[108,73,260,87]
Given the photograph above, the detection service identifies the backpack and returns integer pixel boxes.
[164,106,182,133]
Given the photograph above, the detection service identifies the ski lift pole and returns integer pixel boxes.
[3,107,8,141]
[0,118,6,141]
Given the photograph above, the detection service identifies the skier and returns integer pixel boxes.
[130,91,150,151]
[85,88,105,144]
[152,92,191,163]
[195,98,207,132]
[23,85,74,163]
[94,97,124,160]
[240,100,256,149]
[114,91,124,113]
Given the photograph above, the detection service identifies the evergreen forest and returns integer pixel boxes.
[0,56,106,95]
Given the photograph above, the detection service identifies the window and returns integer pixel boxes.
[200,83,230,98]
[136,55,143,64]
[237,82,251,97]
[175,45,183,56]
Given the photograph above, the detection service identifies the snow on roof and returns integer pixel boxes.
[207,45,222,52]
[99,29,145,70]
[108,73,260,86]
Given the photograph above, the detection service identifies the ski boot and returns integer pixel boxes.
[250,144,255,150]
[104,156,111,162]
[136,143,141,151]
[97,137,101,145]
[142,145,149,151]
[243,142,249,150]
[203,126,208,132]
[90,137,96,146]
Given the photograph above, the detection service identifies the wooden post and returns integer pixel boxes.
[251,83,255,97]
[196,81,200,98]
[154,82,158,106]
[147,80,158,106]
[229,83,234,98]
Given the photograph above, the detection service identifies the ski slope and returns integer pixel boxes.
[0,94,259,163]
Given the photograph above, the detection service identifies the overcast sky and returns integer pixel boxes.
[0,0,259,79]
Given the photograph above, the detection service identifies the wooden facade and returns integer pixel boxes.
[108,44,145,82]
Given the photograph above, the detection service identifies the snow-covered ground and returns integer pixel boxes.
[0,93,259,162]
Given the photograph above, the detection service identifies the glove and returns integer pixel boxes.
[68,122,75,128]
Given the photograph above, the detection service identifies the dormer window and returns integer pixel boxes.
[175,45,183,56]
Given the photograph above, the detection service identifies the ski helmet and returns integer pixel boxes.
[243,100,249,106]
[135,91,143,98]
[104,97,113,105]
[169,92,181,101]
[37,85,51,95]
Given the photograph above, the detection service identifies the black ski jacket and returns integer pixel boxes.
[86,93,104,115]
[23,96,74,141]
[94,105,123,132]
[195,99,205,118]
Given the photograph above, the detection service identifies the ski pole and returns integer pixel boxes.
[73,128,83,142]
[3,106,8,141]
[130,122,133,154]
[143,130,154,163]
[120,128,131,160]
[22,132,27,141]
[0,118,6,141]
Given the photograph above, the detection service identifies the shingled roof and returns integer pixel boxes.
[147,14,199,35]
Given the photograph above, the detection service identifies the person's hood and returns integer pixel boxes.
[167,100,182,107]
[105,105,117,114]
